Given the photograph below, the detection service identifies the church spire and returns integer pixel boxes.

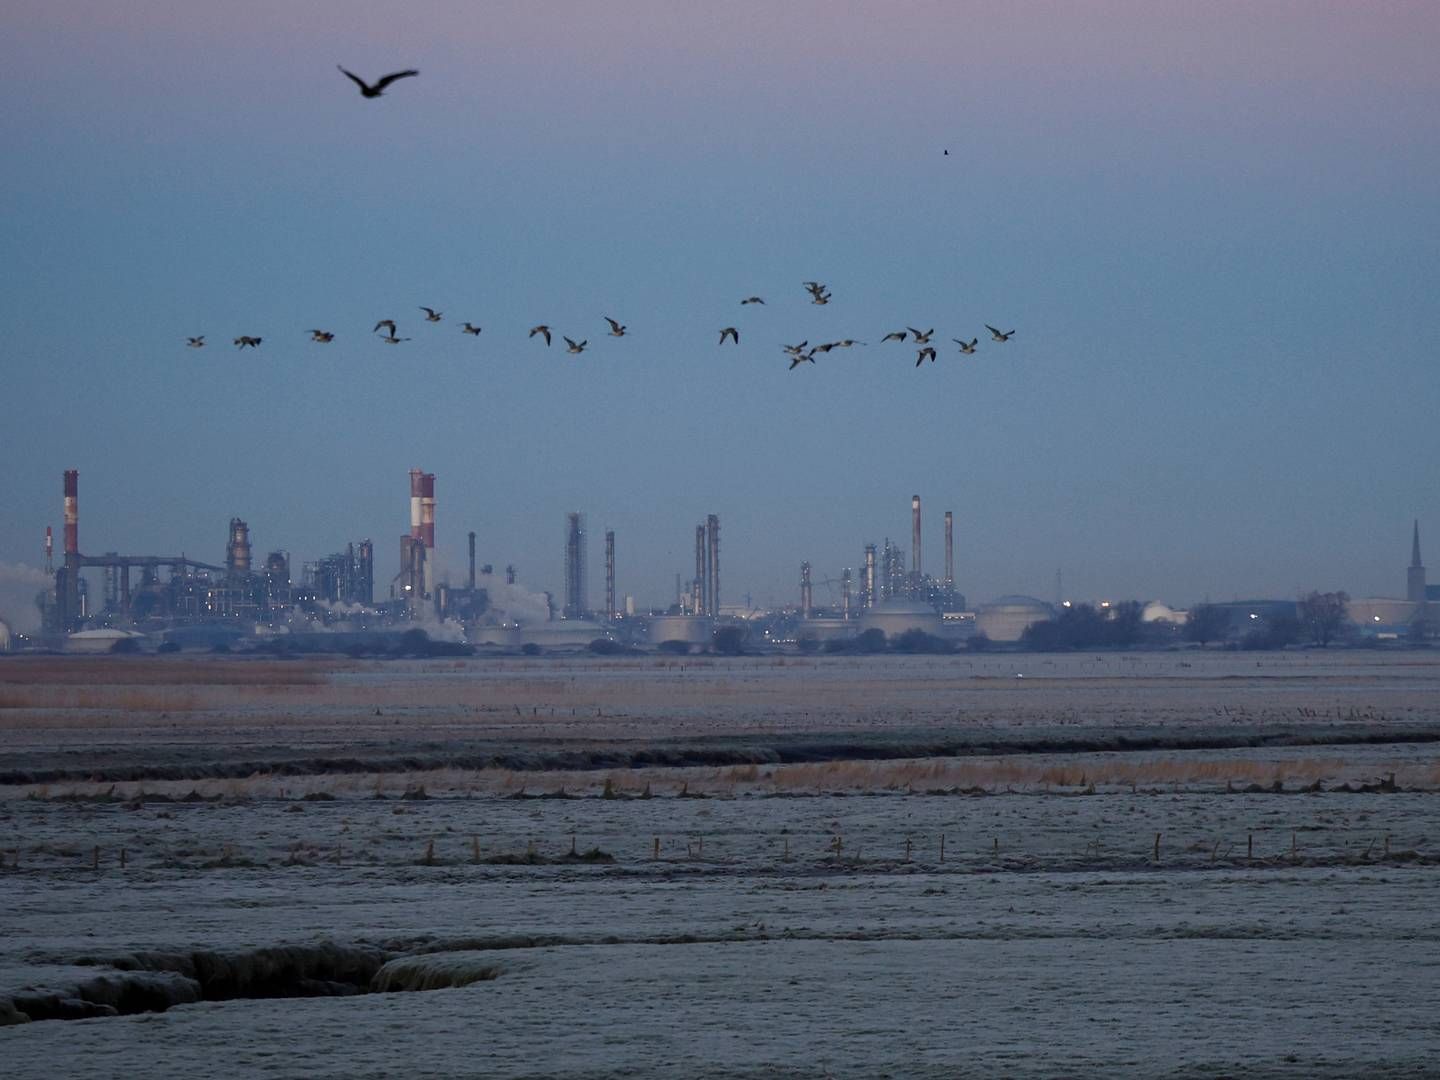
[1408,520,1427,603]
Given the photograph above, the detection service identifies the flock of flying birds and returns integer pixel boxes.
[183,69,1018,371]
[185,283,1015,370]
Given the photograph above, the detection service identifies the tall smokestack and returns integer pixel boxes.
[604,530,616,619]
[864,544,877,608]
[842,568,852,620]
[911,495,922,583]
[944,510,954,588]
[694,524,707,615]
[63,470,79,555]
[227,518,252,576]
[564,512,586,618]
[409,469,424,542]
[706,514,720,617]
[45,526,53,573]
[59,470,81,632]
[800,561,812,619]
[420,473,436,550]
[468,531,477,591]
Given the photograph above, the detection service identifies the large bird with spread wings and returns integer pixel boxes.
[338,66,419,98]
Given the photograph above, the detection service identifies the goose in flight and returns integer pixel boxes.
[741,296,765,305]
[908,327,934,344]
[880,330,908,343]
[604,317,627,337]
[986,324,1015,342]
[954,337,978,354]
[380,334,411,344]
[718,327,740,345]
[915,346,938,367]
[420,307,443,322]
[186,336,205,348]
[835,339,865,348]
[461,322,482,335]
[233,336,262,349]
[374,319,397,336]
[564,337,588,354]
[788,351,816,370]
[781,341,808,357]
[529,325,552,346]
[308,330,335,343]
[337,66,419,98]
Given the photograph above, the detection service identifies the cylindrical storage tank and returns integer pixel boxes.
[471,624,522,647]
[646,615,713,646]
[974,596,1056,642]
[858,599,943,639]
[796,617,854,643]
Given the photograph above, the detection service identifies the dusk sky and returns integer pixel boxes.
[3,1,1439,618]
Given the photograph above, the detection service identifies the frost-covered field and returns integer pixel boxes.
[2,652,1439,1076]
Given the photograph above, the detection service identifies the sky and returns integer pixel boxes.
[2,0,1439,619]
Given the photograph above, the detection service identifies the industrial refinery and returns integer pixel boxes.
[13,470,1432,655]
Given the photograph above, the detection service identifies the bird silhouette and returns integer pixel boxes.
[186,336,205,348]
[954,337,978,354]
[908,327,934,343]
[373,319,397,336]
[529,325,552,346]
[233,336,262,349]
[781,341,808,357]
[835,339,865,347]
[308,330,335,343]
[604,317,627,337]
[564,337,588,354]
[741,296,765,305]
[420,307,442,322]
[789,351,816,370]
[915,346,937,367]
[460,322,482,335]
[719,327,740,345]
[986,324,1015,342]
[380,334,410,345]
[337,66,419,98]
[880,331,908,343]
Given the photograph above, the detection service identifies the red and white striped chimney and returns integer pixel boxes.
[63,470,79,555]
[409,468,424,542]
[420,472,435,550]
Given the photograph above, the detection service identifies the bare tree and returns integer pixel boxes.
[1298,591,1350,647]
[1185,603,1230,646]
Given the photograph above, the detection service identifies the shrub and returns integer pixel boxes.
[712,625,747,655]
[854,628,887,654]
[588,638,624,655]
[657,640,690,655]
[520,642,542,656]
[893,628,951,654]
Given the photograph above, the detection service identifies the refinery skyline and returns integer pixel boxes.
[6,466,1433,635]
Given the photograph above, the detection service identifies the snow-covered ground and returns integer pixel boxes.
[2,652,1438,1076]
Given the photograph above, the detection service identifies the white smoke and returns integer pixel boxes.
[477,577,551,626]
[0,562,52,635]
